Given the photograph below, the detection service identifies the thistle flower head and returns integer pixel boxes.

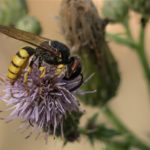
[0,57,83,141]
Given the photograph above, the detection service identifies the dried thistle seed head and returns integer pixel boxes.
[60,0,120,106]
[102,0,129,23]
[126,0,150,19]
[60,0,105,51]
[0,57,83,141]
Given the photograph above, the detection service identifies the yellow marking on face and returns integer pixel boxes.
[39,66,46,78]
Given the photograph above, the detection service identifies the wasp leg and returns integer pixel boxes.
[39,66,46,78]
[24,67,32,83]
[55,64,65,76]
[39,64,66,79]
[23,55,37,83]
[69,73,83,92]
[37,57,46,78]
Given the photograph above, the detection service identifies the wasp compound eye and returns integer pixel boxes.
[64,56,82,80]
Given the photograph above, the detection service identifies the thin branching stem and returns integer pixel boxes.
[123,18,133,41]
[137,22,150,92]
[124,18,150,93]
[108,18,150,94]
[102,106,150,150]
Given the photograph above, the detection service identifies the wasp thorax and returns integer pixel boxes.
[40,40,70,64]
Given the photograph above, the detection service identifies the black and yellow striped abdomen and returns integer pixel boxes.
[7,47,35,81]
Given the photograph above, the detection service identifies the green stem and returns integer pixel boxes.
[137,47,150,92]
[137,23,150,92]
[111,19,150,93]
[79,127,130,149]
[102,106,150,150]
[123,18,150,93]
[123,19,133,41]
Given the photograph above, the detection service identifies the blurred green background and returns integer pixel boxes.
[0,0,150,150]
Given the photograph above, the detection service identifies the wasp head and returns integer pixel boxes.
[64,56,82,80]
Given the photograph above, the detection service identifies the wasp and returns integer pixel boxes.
[0,25,83,90]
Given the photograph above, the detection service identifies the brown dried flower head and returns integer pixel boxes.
[60,0,120,106]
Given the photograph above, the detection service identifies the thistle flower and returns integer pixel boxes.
[0,57,83,142]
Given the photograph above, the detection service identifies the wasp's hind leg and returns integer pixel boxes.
[24,55,37,83]
[23,47,36,83]
[38,57,46,78]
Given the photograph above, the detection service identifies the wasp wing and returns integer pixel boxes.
[0,25,52,50]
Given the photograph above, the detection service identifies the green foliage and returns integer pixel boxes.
[15,16,42,35]
[43,111,83,144]
[107,33,137,49]
[126,0,150,19]
[83,114,121,145]
[62,111,83,144]
[102,0,129,23]
[0,0,41,35]
[0,7,5,24]
[0,0,27,25]
[80,44,120,106]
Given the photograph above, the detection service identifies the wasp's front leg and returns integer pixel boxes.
[24,55,37,83]
[55,64,66,76]
[37,57,46,78]
[39,66,46,78]
[23,67,32,83]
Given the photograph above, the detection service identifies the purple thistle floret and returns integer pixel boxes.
[0,58,83,140]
